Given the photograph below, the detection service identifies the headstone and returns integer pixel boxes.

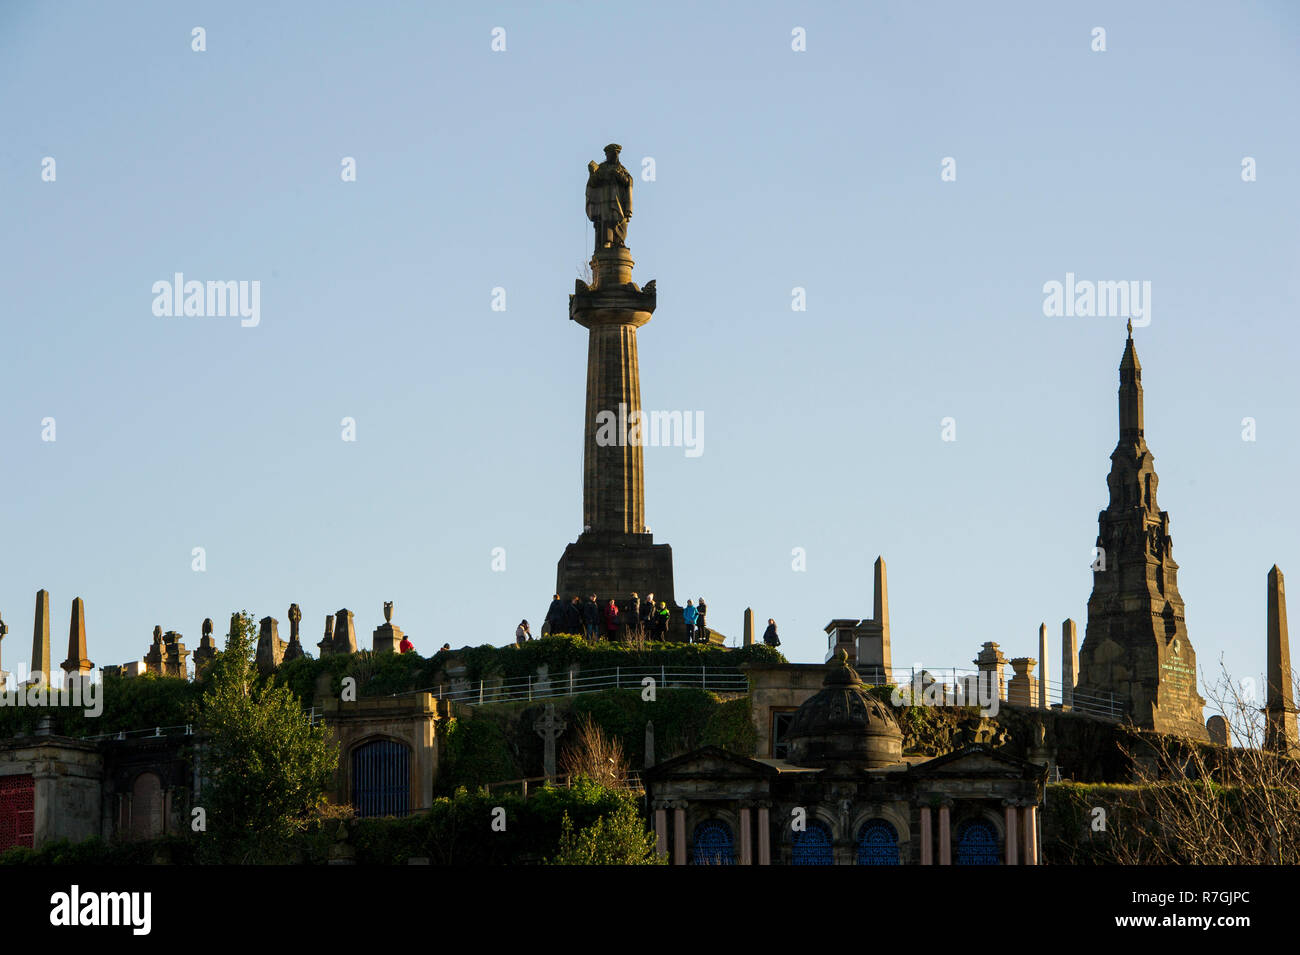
[193,618,218,681]
[1206,714,1230,747]
[283,603,305,662]
[1265,565,1297,753]
[255,617,285,675]
[332,608,358,655]
[1038,623,1050,709]
[534,703,567,781]
[645,720,655,769]
[144,625,165,675]
[61,596,93,675]
[743,608,754,647]
[30,589,51,686]
[372,601,404,654]
[534,663,552,697]
[162,631,190,678]
[1061,619,1078,709]
[318,614,335,657]
[973,642,1008,702]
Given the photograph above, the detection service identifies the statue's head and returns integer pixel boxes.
[603,143,622,162]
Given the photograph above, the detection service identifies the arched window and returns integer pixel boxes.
[856,819,900,865]
[351,739,410,818]
[954,819,1000,865]
[130,772,164,840]
[691,820,735,865]
[791,820,833,865]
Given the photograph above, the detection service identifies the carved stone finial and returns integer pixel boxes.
[152,625,163,644]
[202,617,213,639]
[383,601,394,624]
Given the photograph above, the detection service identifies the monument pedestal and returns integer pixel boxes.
[555,531,686,640]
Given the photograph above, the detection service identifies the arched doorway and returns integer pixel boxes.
[351,739,410,817]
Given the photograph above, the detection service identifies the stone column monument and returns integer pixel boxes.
[553,144,681,635]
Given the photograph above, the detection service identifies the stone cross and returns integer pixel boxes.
[533,703,566,782]
[288,603,302,642]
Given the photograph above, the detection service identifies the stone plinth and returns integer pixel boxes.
[1007,658,1038,708]
[554,531,683,639]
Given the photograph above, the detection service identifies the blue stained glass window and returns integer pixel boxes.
[692,820,735,865]
[954,819,1000,865]
[857,820,900,865]
[791,821,834,865]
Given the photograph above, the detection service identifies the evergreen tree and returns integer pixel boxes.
[199,611,339,862]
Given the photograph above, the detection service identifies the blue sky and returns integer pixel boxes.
[1,1,1297,714]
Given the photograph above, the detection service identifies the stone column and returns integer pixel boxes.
[757,804,771,865]
[744,608,754,647]
[673,803,687,865]
[1061,619,1078,709]
[653,803,668,859]
[1038,623,1050,709]
[30,589,51,686]
[1022,804,1039,865]
[919,806,933,865]
[1003,802,1019,865]
[739,806,753,865]
[938,801,952,865]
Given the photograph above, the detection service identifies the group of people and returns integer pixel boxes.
[521,592,711,644]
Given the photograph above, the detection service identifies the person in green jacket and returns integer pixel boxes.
[652,602,670,640]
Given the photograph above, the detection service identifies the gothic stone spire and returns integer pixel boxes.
[1075,331,1208,740]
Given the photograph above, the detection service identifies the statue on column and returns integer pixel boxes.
[586,144,633,250]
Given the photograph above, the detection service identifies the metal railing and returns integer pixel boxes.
[421,665,748,706]
[877,666,1126,720]
[81,723,195,742]
[479,771,644,798]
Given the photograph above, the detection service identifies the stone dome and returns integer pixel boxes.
[785,649,903,768]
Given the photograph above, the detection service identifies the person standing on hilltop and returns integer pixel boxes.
[683,600,698,643]
[763,618,780,647]
[604,598,620,641]
[696,597,708,642]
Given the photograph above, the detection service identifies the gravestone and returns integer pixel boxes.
[283,603,306,662]
[62,596,93,675]
[372,601,404,654]
[30,589,51,686]
[1206,714,1230,747]
[534,703,567,781]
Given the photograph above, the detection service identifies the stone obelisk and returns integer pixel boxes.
[554,144,681,635]
[61,596,93,675]
[31,589,51,686]
[1265,565,1297,753]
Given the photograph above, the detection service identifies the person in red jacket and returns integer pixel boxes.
[399,635,414,653]
[604,599,620,641]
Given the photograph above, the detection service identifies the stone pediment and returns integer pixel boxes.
[909,744,1043,779]
[643,746,777,781]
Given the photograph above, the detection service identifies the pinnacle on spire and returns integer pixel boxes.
[1127,318,1132,339]
[1118,328,1144,439]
